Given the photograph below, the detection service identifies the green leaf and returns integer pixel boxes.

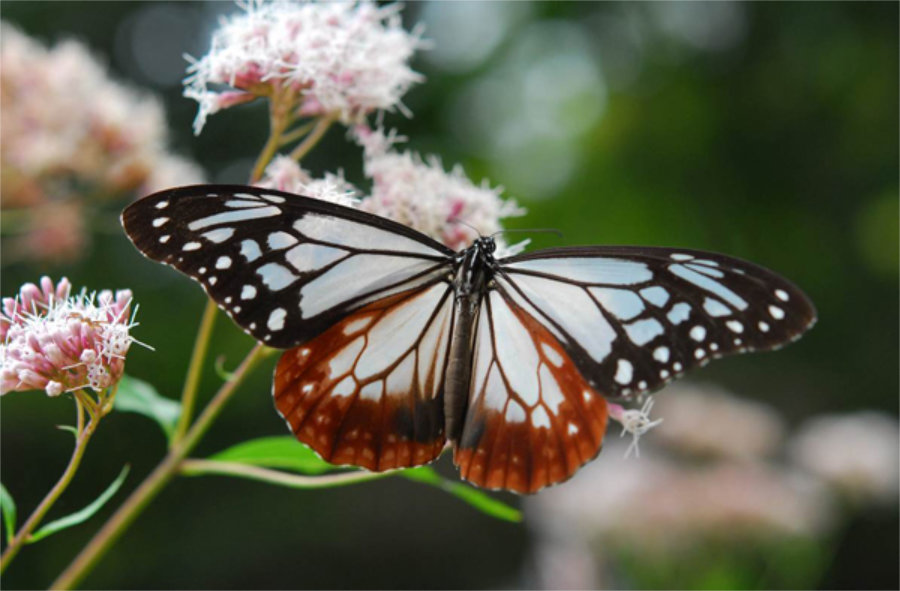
[27,466,130,544]
[56,425,79,437]
[114,374,181,441]
[207,436,334,474]
[402,468,522,523]
[205,436,521,522]
[1,482,17,543]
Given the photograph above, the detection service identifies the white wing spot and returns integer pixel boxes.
[159,235,170,244]
[734,338,743,346]
[155,200,169,209]
[690,325,707,342]
[726,320,744,333]
[667,302,691,325]
[215,256,232,270]
[241,285,257,300]
[198,267,207,275]
[249,322,257,330]
[695,348,706,359]
[257,263,298,291]
[583,390,593,403]
[187,206,280,230]
[183,242,201,251]
[670,253,694,261]
[775,289,790,302]
[710,343,719,352]
[703,297,731,317]
[614,359,633,385]
[567,423,579,435]
[653,346,670,363]
[224,296,232,304]
[209,276,217,285]
[660,369,670,379]
[769,305,785,320]
[267,231,298,250]
[267,308,287,331]
[201,228,235,243]
[640,286,670,307]
[240,239,262,262]
[673,362,683,371]
[233,305,241,313]
[540,343,564,367]
[152,217,169,228]
[759,321,770,332]
[505,401,526,424]
[531,407,551,429]
[625,318,664,345]
[637,380,647,389]
[590,287,645,320]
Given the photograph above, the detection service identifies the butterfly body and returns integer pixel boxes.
[123,185,816,493]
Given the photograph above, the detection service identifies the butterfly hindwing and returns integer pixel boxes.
[497,246,817,400]
[121,185,453,348]
[273,282,455,471]
[453,289,609,494]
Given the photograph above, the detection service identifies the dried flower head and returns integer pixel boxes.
[355,126,526,253]
[184,0,426,134]
[789,411,900,505]
[608,396,664,458]
[1,277,140,396]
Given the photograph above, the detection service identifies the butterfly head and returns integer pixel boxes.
[474,236,496,257]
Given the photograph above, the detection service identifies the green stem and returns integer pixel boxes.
[288,116,335,162]
[180,460,386,489]
[50,344,266,590]
[169,300,218,447]
[278,120,316,147]
[250,94,294,183]
[0,396,99,573]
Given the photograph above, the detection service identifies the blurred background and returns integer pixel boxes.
[1,2,897,589]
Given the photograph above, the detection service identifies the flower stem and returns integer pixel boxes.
[250,94,294,183]
[169,300,218,447]
[0,395,98,573]
[288,115,334,162]
[50,343,267,590]
[180,460,387,489]
[278,120,316,147]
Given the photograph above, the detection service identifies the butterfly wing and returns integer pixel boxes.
[121,185,454,347]
[495,246,817,400]
[273,281,455,470]
[453,288,609,493]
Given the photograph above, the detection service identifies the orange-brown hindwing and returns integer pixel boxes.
[274,283,455,471]
[453,289,609,493]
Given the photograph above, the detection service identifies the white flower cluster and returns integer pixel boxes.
[256,128,526,252]
[184,0,426,134]
[1,277,140,396]
[0,23,204,263]
[355,127,526,254]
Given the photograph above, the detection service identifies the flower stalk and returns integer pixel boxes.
[51,343,267,590]
[0,391,105,573]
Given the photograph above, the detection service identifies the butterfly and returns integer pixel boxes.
[122,185,816,493]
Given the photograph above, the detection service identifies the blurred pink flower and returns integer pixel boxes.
[0,22,204,264]
[653,382,786,460]
[184,0,426,134]
[1,277,140,396]
[789,411,900,505]
[355,126,526,253]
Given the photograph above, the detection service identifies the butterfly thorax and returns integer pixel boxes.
[454,236,496,299]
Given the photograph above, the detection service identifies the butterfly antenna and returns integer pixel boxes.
[449,217,484,237]
[492,228,564,240]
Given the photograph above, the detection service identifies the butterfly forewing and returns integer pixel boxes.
[274,282,455,470]
[453,289,609,493]
[497,246,817,400]
[121,185,454,347]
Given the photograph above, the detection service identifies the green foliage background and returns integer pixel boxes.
[1,2,897,589]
